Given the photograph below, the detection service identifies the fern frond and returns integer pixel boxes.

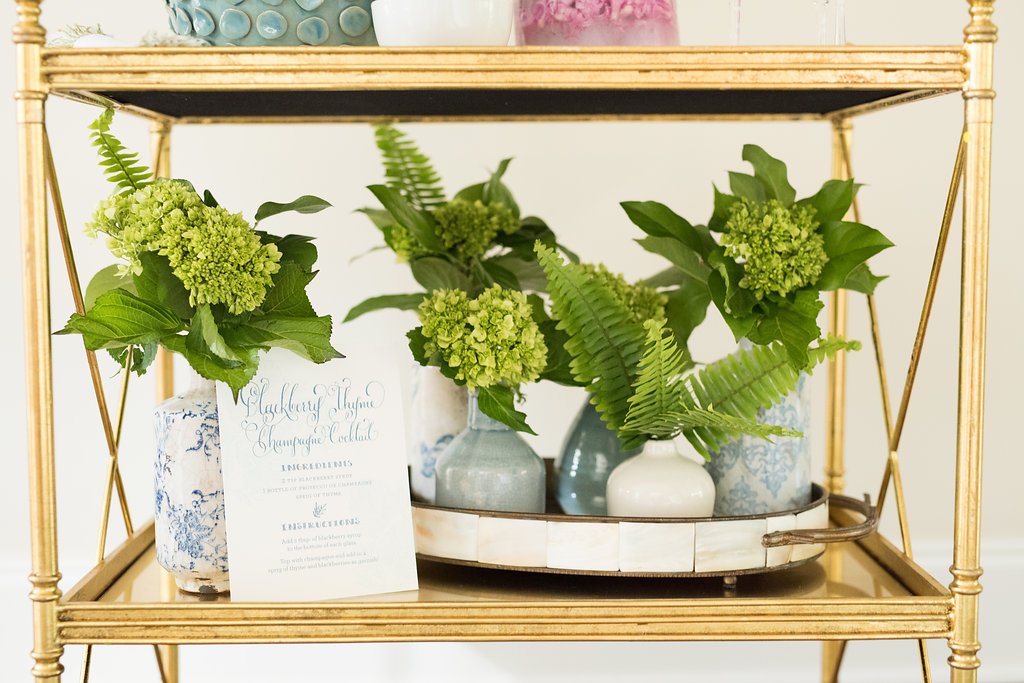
[374,124,446,212]
[89,109,152,193]
[624,335,860,457]
[536,242,647,433]
[621,319,694,444]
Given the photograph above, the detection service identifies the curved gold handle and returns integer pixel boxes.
[762,493,877,548]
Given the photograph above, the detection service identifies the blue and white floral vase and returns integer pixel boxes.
[434,390,545,514]
[408,365,468,504]
[706,374,811,516]
[153,371,230,594]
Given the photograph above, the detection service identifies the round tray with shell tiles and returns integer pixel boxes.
[412,484,877,579]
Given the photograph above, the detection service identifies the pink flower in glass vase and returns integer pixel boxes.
[517,0,679,46]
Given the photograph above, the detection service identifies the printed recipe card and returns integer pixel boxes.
[216,349,418,601]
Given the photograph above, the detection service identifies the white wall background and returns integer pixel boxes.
[2,1,1022,681]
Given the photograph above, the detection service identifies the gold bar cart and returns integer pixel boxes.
[15,1,996,681]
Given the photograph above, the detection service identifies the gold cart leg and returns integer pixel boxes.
[16,2,62,680]
[949,2,996,681]
[822,117,852,683]
[151,118,180,683]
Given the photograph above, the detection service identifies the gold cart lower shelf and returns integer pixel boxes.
[58,511,951,645]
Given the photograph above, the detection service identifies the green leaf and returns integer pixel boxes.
[482,158,520,219]
[747,291,824,369]
[817,221,894,291]
[728,172,767,203]
[222,316,342,364]
[89,109,152,193]
[85,265,135,311]
[186,304,244,369]
[261,262,317,317]
[108,342,158,376]
[410,257,475,293]
[259,233,319,272]
[840,262,888,295]
[344,293,425,322]
[56,288,184,350]
[707,248,758,321]
[664,284,712,348]
[202,189,219,208]
[537,321,577,386]
[796,179,856,223]
[709,185,742,232]
[476,385,535,435]
[621,201,716,257]
[485,255,548,292]
[357,207,398,232]
[374,124,447,212]
[162,334,259,400]
[635,236,712,284]
[368,184,443,252]
[478,258,521,290]
[453,182,484,204]
[742,144,796,206]
[407,327,432,365]
[133,252,193,320]
[254,195,332,225]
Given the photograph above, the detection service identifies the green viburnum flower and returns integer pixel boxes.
[432,198,519,262]
[579,263,667,325]
[419,285,547,391]
[86,179,282,314]
[721,198,828,300]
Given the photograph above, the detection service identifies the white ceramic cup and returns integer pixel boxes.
[372,0,514,46]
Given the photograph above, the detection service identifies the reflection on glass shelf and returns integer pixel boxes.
[98,543,911,605]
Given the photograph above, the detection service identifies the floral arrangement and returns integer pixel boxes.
[345,124,575,322]
[625,144,893,369]
[58,110,341,397]
[537,241,857,455]
[517,0,678,45]
[409,285,548,433]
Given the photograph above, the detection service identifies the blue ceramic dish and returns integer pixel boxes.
[163,0,378,46]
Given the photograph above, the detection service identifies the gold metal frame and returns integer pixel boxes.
[15,1,995,681]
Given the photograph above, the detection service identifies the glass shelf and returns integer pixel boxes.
[58,512,951,645]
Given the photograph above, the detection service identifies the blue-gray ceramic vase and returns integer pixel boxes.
[556,397,639,515]
[706,374,811,516]
[153,373,230,594]
[434,391,546,514]
[162,0,378,47]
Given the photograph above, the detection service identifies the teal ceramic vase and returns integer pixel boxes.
[434,391,546,514]
[162,0,378,47]
[556,397,639,515]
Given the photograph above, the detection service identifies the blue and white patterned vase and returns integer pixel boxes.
[408,365,468,504]
[706,373,812,516]
[435,390,545,514]
[153,372,230,594]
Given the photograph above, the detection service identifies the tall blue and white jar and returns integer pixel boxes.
[408,365,468,503]
[706,373,812,516]
[153,371,230,594]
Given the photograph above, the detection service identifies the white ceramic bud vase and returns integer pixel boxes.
[153,371,229,594]
[606,439,715,518]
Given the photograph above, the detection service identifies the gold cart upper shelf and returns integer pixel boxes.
[41,45,966,122]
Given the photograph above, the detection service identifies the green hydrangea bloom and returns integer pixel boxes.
[387,224,428,263]
[86,179,282,314]
[419,285,547,390]
[432,198,519,262]
[580,263,667,325]
[721,198,828,300]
